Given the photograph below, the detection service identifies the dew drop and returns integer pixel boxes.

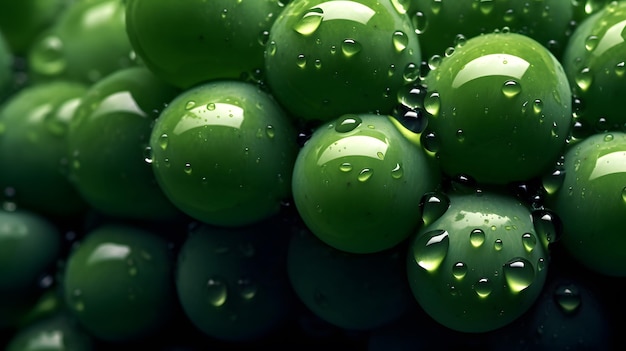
[542,168,565,195]
[456,129,465,142]
[392,31,409,53]
[522,232,537,252]
[474,278,492,298]
[452,262,468,280]
[237,278,258,300]
[341,39,362,57]
[391,163,404,179]
[615,61,625,77]
[427,55,442,70]
[537,257,546,271]
[403,62,420,83]
[293,7,324,36]
[207,103,216,111]
[421,131,440,152]
[258,30,270,46]
[71,289,85,312]
[265,125,275,138]
[30,35,66,75]
[621,187,626,203]
[185,101,196,110]
[424,92,441,116]
[532,209,562,247]
[206,277,228,307]
[159,133,169,150]
[502,80,521,97]
[419,191,450,226]
[494,239,503,251]
[431,0,443,14]
[296,54,307,68]
[183,162,192,175]
[413,11,428,34]
[267,40,277,56]
[554,284,581,314]
[358,168,373,182]
[575,67,593,92]
[144,146,153,164]
[503,257,535,293]
[413,229,449,272]
[335,114,362,133]
[470,228,486,248]
[339,163,353,172]
[584,35,599,51]
[533,99,543,114]
[479,0,495,14]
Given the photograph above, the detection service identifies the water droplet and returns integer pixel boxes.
[258,30,270,46]
[533,99,543,114]
[621,187,626,203]
[237,278,258,300]
[503,257,535,293]
[424,92,441,116]
[392,31,409,53]
[427,55,442,70]
[376,151,385,160]
[207,103,216,111]
[419,191,450,225]
[294,7,323,35]
[503,8,515,22]
[413,229,449,272]
[479,0,495,14]
[452,262,468,280]
[31,35,66,75]
[335,114,362,133]
[341,39,362,57]
[542,168,565,195]
[502,80,521,98]
[184,163,192,175]
[532,209,562,247]
[456,129,465,142]
[575,67,593,92]
[358,168,373,182]
[391,0,410,14]
[421,131,440,153]
[537,257,546,271]
[267,40,277,56]
[391,163,404,179]
[554,284,581,314]
[615,61,625,77]
[584,35,599,51]
[339,163,353,172]
[474,278,492,298]
[470,228,486,248]
[185,101,196,110]
[159,133,169,150]
[403,63,420,82]
[522,232,537,252]
[314,58,322,69]
[207,277,228,307]
[494,239,503,251]
[431,0,443,14]
[413,11,428,34]
[265,125,275,138]
[604,133,614,142]
[296,54,307,68]
[144,146,153,164]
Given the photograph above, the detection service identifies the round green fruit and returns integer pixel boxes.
[546,132,626,276]
[125,0,285,89]
[0,80,88,217]
[63,224,174,342]
[422,31,572,185]
[406,190,549,333]
[67,66,182,222]
[265,0,421,122]
[562,1,626,133]
[150,80,298,227]
[292,114,440,254]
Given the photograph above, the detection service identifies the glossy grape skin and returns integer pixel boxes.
[562,1,626,133]
[125,0,285,89]
[287,227,415,330]
[5,313,94,351]
[175,220,294,342]
[150,80,298,228]
[0,209,61,294]
[0,0,69,55]
[546,132,626,276]
[409,0,574,60]
[292,114,440,254]
[265,0,421,123]
[406,190,549,333]
[422,32,572,185]
[0,80,88,217]
[62,224,174,342]
[67,67,183,222]
[27,0,136,85]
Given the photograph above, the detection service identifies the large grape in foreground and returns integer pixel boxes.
[407,190,549,333]
[422,31,572,185]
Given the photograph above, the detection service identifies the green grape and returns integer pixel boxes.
[288,227,415,330]
[149,80,298,228]
[545,132,626,276]
[125,0,286,89]
[562,1,626,133]
[406,190,549,333]
[0,81,88,217]
[422,31,572,185]
[62,223,174,342]
[176,220,293,342]
[292,113,440,254]
[27,0,136,84]
[265,0,421,122]
[67,66,182,222]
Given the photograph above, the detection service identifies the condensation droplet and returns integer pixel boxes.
[533,99,543,114]
[424,92,441,116]
[207,278,228,307]
[585,35,599,51]
[237,278,258,300]
[413,11,428,34]
[265,125,275,138]
[184,163,192,175]
[419,191,450,226]
[391,163,404,179]
[358,168,373,182]
[293,7,324,35]
[335,114,362,133]
[413,229,449,272]
[421,131,440,153]
[296,54,307,68]
[554,284,581,314]
[452,262,468,280]
[474,278,492,298]
[339,163,353,172]
[341,39,362,57]
[159,134,169,150]
[615,61,625,77]
[392,31,409,53]
[494,239,503,251]
[503,257,535,293]
[470,228,486,248]
[575,67,593,92]
[207,103,216,111]
[502,80,521,97]
[479,0,495,14]
[144,146,153,164]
